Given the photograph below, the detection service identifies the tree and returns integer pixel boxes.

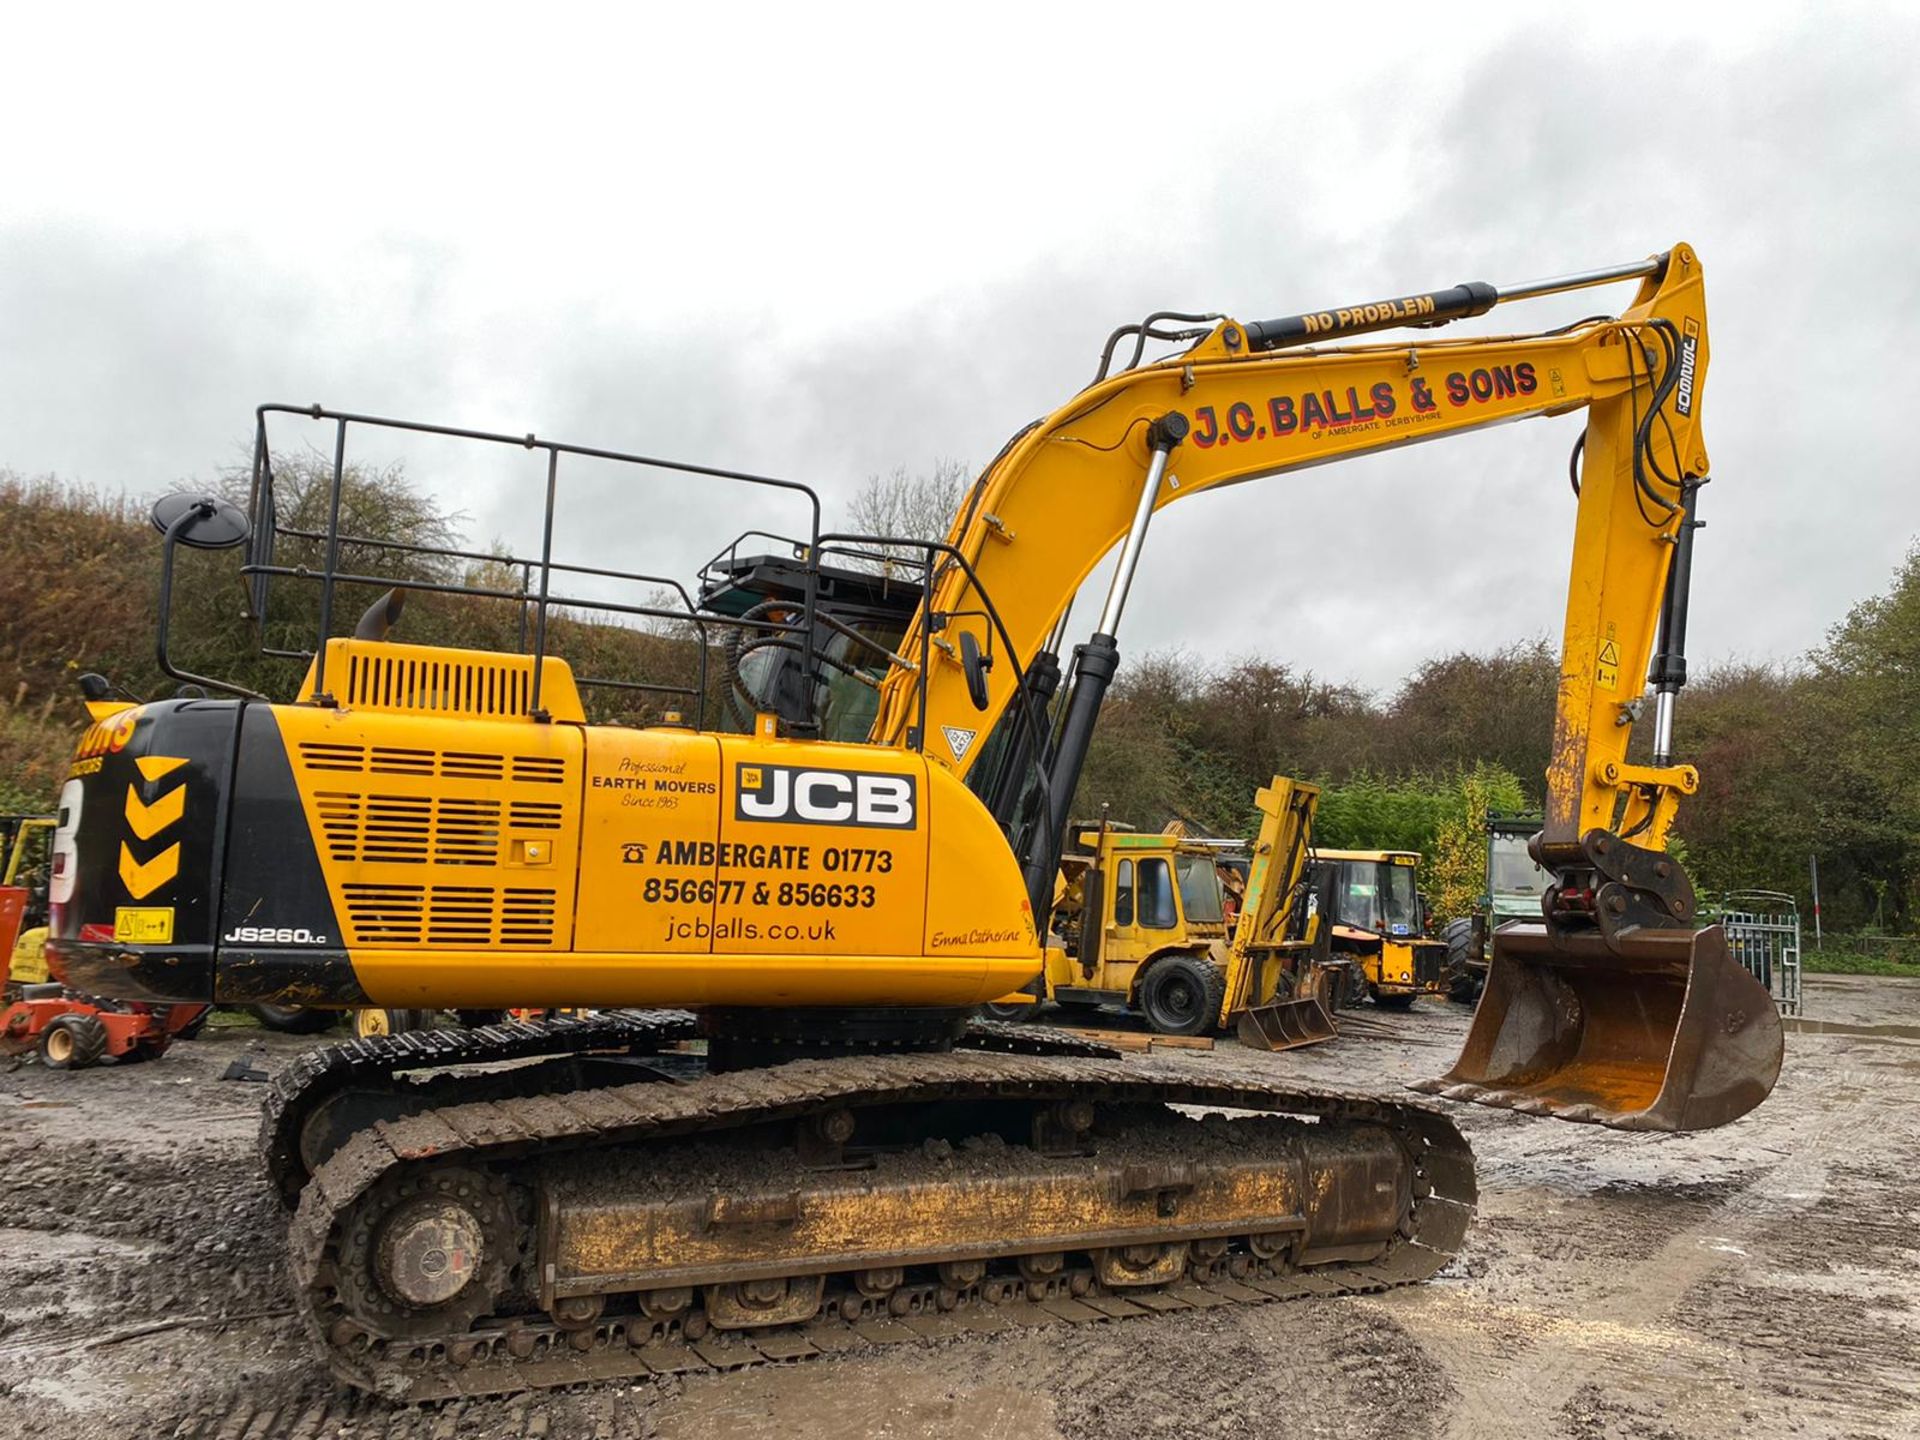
[841,460,970,571]
[1805,543,1920,929]
[1383,640,1558,789]
[1424,763,1530,922]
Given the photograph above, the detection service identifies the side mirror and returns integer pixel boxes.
[958,630,992,712]
[150,493,250,550]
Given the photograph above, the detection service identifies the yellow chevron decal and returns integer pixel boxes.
[119,842,180,900]
[135,756,188,783]
[125,782,185,840]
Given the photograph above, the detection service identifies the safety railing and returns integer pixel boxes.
[153,405,1062,861]
[153,405,839,730]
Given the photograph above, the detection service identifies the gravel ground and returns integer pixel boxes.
[1,976,1916,1439]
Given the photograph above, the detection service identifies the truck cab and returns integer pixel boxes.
[1026,827,1246,1035]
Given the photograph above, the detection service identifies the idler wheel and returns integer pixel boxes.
[375,1198,487,1309]
[333,1166,517,1341]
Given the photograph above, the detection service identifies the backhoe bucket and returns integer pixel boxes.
[1235,995,1338,1052]
[1412,922,1782,1131]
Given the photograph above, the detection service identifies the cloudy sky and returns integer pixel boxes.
[3,2,1914,693]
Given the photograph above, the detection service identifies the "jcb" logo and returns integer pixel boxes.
[735,764,916,829]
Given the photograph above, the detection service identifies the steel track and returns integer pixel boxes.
[260,1012,701,1206]
[260,1013,1120,1207]
[285,1048,1476,1401]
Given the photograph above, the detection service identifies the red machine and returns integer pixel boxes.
[1,815,206,1069]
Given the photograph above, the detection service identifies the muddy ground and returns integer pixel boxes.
[2,976,1916,1439]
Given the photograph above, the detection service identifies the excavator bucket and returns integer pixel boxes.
[1234,995,1338,1052]
[1413,922,1783,1131]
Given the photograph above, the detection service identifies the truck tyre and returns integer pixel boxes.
[1138,955,1226,1037]
[1370,990,1417,1010]
[39,1012,109,1070]
[248,1003,339,1035]
[1443,917,1484,1004]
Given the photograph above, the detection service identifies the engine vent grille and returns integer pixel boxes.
[341,883,559,947]
[298,743,570,786]
[346,651,531,718]
[313,792,571,865]
[297,640,587,723]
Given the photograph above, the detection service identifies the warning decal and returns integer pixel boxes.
[1595,637,1621,692]
[942,726,977,762]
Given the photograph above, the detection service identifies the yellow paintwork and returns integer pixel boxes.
[874,244,1709,861]
[274,642,1037,1008]
[295,637,588,723]
[4,818,53,984]
[9,927,49,985]
[1217,776,1321,1021]
[1319,846,1446,998]
[2,819,52,887]
[1034,824,1228,1006]
[1362,937,1423,991]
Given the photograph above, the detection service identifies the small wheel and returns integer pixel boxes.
[354,1008,432,1039]
[1371,990,1417,1011]
[248,1003,339,1035]
[981,1001,1034,1023]
[1138,955,1226,1037]
[353,1008,392,1039]
[39,1013,109,1070]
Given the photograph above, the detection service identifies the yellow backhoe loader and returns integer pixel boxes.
[45,244,1780,1396]
[1309,849,1449,1007]
[993,775,1341,1045]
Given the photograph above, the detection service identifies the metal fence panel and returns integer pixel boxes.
[1721,890,1801,1016]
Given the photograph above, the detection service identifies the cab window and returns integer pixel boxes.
[1175,854,1224,924]
[1138,858,1177,930]
[1112,859,1135,926]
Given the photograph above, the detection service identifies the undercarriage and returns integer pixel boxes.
[266,1017,1474,1400]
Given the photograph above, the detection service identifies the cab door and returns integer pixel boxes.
[1106,852,1181,991]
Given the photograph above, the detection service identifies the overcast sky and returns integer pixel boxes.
[3,2,1914,694]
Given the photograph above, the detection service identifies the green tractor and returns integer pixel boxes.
[1441,813,1553,1003]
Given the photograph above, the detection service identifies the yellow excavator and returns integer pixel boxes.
[45,243,1782,1398]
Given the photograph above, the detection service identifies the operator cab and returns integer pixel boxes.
[696,552,922,742]
[1317,851,1424,939]
[1486,815,1553,924]
[1307,849,1444,1005]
